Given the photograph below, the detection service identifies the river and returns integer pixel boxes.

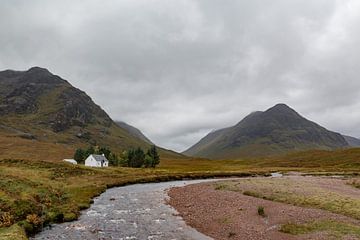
[32,179,216,240]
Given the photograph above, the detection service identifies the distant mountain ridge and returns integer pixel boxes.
[0,67,180,160]
[184,104,349,159]
[343,135,360,147]
[115,121,153,144]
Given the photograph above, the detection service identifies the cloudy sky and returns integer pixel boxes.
[1,0,360,151]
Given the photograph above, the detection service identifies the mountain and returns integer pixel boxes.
[115,121,153,144]
[343,135,360,147]
[184,104,349,159]
[0,67,179,161]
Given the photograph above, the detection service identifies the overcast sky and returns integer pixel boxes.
[1,0,360,151]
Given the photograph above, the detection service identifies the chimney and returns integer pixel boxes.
[102,153,105,157]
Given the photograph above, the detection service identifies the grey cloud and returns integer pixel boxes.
[0,0,359,151]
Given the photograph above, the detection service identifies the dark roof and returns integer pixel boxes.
[90,154,108,162]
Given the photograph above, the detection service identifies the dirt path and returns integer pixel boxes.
[168,176,360,240]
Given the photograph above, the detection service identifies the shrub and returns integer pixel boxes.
[47,211,64,223]
[18,220,34,234]
[26,214,42,227]
[13,200,41,221]
[257,206,265,217]
[215,184,227,190]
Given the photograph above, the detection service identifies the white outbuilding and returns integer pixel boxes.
[63,159,77,165]
[85,154,109,167]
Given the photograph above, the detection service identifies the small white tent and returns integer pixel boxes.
[63,159,77,165]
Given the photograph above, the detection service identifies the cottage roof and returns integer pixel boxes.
[90,154,108,162]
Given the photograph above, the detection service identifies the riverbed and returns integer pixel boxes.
[32,180,216,240]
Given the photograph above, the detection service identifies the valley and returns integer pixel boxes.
[2,1,360,239]
[0,150,360,239]
[0,67,359,240]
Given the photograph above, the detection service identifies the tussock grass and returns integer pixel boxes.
[0,224,27,240]
[214,178,360,220]
[280,220,360,238]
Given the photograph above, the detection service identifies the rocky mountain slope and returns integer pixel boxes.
[0,67,179,160]
[115,121,153,144]
[184,104,349,159]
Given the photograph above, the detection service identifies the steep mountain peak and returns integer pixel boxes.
[271,103,291,109]
[24,67,66,84]
[184,104,348,159]
[265,103,299,116]
[27,66,51,74]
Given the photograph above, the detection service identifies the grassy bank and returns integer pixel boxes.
[280,220,360,239]
[214,177,360,219]
[213,175,360,238]
[0,158,270,239]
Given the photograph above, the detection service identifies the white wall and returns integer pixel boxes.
[85,156,109,167]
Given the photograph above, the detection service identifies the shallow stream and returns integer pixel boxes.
[32,180,216,240]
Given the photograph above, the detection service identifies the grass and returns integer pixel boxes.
[280,220,360,238]
[350,179,360,189]
[214,177,360,220]
[0,224,27,240]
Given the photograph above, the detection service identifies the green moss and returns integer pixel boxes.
[63,213,77,222]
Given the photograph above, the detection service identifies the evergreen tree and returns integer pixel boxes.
[126,148,135,167]
[144,155,153,168]
[98,146,111,159]
[147,145,160,168]
[128,147,145,168]
[108,153,119,166]
[118,150,129,167]
[74,148,85,163]
[85,146,95,159]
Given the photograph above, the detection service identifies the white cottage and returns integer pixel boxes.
[85,154,109,167]
[63,159,77,165]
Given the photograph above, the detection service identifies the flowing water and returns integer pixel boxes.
[32,180,216,240]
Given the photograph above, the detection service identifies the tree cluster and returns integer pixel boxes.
[73,146,117,164]
[122,145,160,168]
[73,145,160,168]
